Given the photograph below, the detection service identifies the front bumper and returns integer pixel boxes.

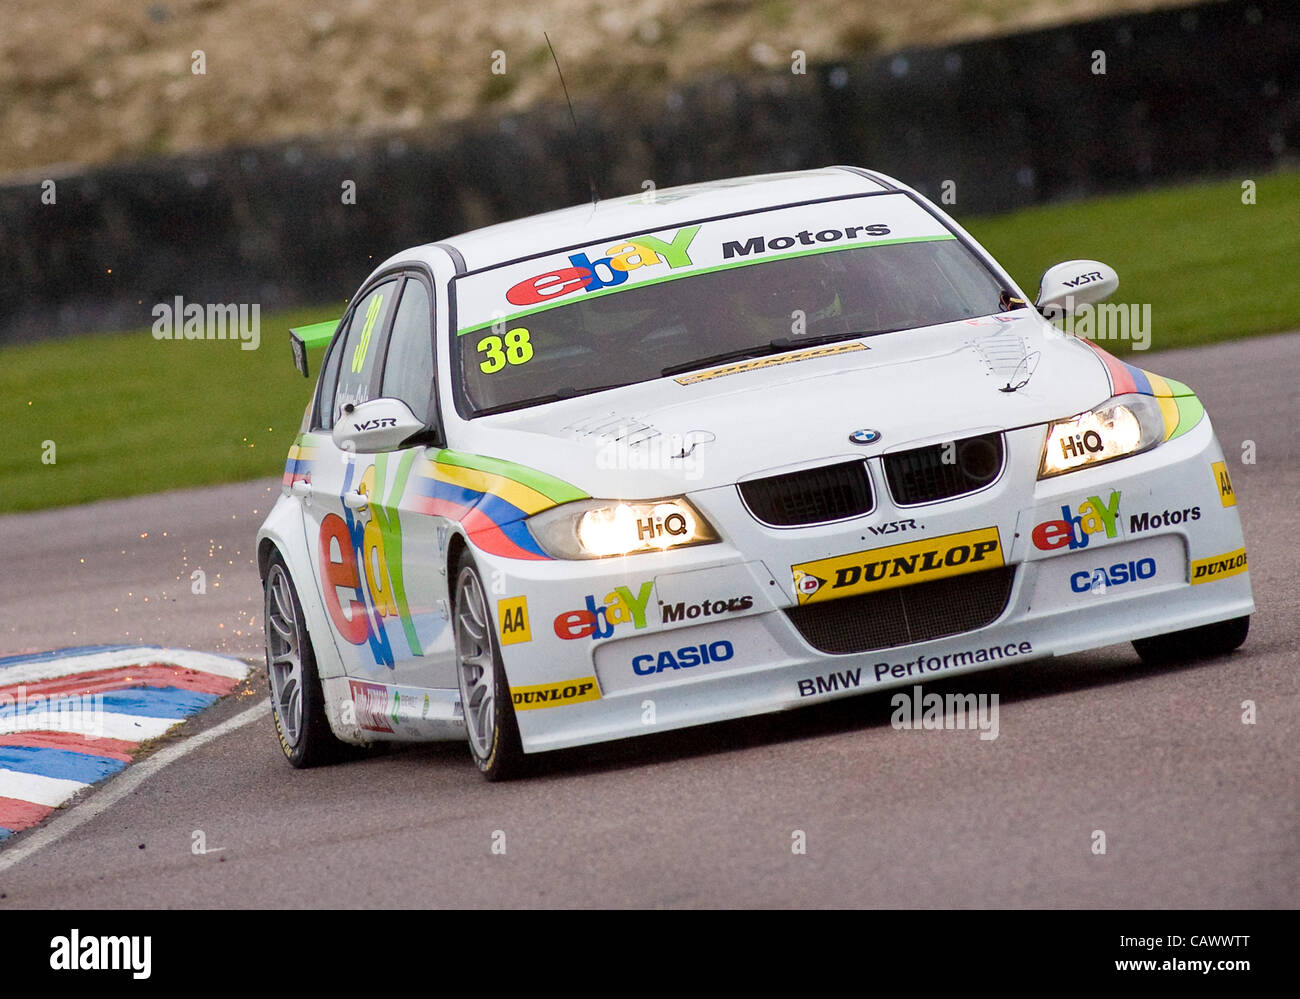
[478,412,1252,753]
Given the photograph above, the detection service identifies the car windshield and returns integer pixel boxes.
[452,193,1005,415]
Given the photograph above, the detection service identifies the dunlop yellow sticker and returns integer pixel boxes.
[497,595,532,645]
[674,341,867,385]
[511,676,601,711]
[1190,548,1248,585]
[793,527,1003,605]
[1211,461,1236,507]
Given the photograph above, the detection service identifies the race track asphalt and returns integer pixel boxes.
[0,331,1296,907]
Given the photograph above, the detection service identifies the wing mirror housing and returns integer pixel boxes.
[1035,260,1119,319]
[332,398,428,454]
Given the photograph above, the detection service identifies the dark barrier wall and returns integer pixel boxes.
[0,0,1295,345]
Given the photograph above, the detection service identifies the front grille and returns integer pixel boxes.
[784,565,1016,655]
[739,461,873,527]
[884,433,1004,506]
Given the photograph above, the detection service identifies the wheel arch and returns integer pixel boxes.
[444,530,526,694]
[257,536,279,582]
[445,530,471,609]
[445,529,527,778]
[255,496,346,681]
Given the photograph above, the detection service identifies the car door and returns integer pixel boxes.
[300,275,404,679]
[366,271,458,691]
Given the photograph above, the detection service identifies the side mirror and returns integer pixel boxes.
[1035,260,1119,318]
[332,398,426,454]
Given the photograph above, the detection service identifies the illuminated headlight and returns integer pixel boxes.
[1039,394,1166,478]
[528,498,719,559]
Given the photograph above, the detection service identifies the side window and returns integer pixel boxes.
[314,325,346,429]
[380,278,435,425]
[328,279,398,429]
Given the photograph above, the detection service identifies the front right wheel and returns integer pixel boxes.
[1132,614,1250,666]
[452,553,526,780]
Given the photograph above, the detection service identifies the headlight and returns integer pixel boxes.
[1038,394,1165,478]
[527,497,719,559]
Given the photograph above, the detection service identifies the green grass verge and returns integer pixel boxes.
[964,170,1300,347]
[4,170,1298,514]
[3,304,340,514]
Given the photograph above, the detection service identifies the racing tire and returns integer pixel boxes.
[1131,614,1250,667]
[264,554,349,768]
[452,553,527,781]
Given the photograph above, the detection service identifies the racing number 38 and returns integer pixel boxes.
[478,327,533,373]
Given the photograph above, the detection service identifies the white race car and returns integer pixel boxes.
[257,167,1252,778]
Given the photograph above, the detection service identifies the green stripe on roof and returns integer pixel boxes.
[435,450,588,504]
[457,234,957,336]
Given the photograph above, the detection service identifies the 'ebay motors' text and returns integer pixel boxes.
[723,223,891,258]
[506,227,699,306]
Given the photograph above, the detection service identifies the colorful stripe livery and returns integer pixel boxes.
[0,647,249,840]
[412,451,588,561]
[1080,339,1205,441]
[282,433,323,487]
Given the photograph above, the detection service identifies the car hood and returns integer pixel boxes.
[454,313,1112,498]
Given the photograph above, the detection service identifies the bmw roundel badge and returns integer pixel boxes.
[848,428,881,445]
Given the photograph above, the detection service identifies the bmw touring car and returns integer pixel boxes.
[257,166,1252,778]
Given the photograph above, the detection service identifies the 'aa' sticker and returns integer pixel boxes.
[497,595,532,645]
[1211,461,1236,507]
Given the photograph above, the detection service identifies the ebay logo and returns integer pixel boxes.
[506,226,700,306]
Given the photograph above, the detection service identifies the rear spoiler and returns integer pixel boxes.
[288,319,340,377]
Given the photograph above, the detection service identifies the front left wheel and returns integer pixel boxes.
[264,555,349,768]
[452,554,526,781]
